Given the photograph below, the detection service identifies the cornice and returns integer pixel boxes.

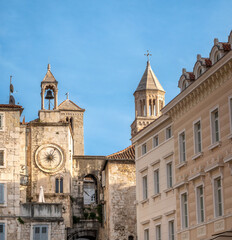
[162,51,232,120]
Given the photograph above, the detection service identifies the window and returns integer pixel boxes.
[0,223,5,240]
[33,225,48,240]
[142,175,148,200]
[214,177,223,217]
[181,193,188,228]
[196,185,205,223]
[0,151,4,167]
[167,162,173,188]
[153,135,159,148]
[154,169,160,194]
[128,236,134,240]
[0,184,5,205]
[144,229,149,240]
[211,109,219,143]
[194,121,202,153]
[168,221,175,240]
[142,144,147,155]
[229,97,232,132]
[55,177,63,193]
[156,225,161,240]
[179,132,186,162]
[166,127,172,139]
[0,113,4,131]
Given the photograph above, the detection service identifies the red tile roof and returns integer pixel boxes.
[187,72,195,81]
[222,43,231,51]
[107,145,135,160]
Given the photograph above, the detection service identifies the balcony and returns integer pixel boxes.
[21,203,63,221]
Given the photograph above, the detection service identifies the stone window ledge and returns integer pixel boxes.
[208,141,221,151]
[151,193,161,199]
[164,187,174,194]
[192,152,203,161]
[140,198,149,205]
[228,133,232,140]
[176,161,187,169]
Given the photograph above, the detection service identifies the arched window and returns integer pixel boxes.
[55,177,63,193]
[197,67,203,78]
[70,117,74,131]
[128,236,134,240]
[83,175,97,205]
[153,99,156,116]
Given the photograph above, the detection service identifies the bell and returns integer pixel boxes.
[45,90,54,100]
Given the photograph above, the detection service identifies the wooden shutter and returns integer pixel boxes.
[0,184,4,204]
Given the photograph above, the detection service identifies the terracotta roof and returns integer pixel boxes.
[0,104,22,109]
[222,42,231,51]
[187,72,195,81]
[204,58,212,67]
[107,145,135,160]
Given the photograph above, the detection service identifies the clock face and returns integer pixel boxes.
[35,144,64,173]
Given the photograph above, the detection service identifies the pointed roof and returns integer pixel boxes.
[135,61,165,92]
[42,64,57,83]
[58,99,85,112]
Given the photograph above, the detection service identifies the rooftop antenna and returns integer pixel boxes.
[9,76,15,105]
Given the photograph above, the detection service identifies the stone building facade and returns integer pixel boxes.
[0,64,136,240]
[132,31,232,240]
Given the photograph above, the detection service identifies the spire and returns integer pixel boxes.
[135,61,165,92]
[42,64,57,83]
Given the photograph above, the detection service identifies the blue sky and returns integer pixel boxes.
[0,0,231,155]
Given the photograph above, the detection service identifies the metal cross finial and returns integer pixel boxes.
[65,92,69,99]
[144,50,152,62]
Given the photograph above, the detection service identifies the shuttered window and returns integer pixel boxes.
[0,184,4,204]
[33,225,48,240]
[0,223,5,240]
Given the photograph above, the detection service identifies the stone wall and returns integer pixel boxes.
[102,160,136,240]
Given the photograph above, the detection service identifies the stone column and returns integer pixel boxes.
[41,88,45,110]
[54,90,58,110]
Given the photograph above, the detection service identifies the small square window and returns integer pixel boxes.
[153,135,159,148]
[142,144,147,155]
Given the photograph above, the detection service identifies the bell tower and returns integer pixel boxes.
[39,64,60,122]
[131,59,165,137]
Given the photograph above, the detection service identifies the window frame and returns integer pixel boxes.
[142,175,148,200]
[154,168,160,194]
[144,228,149,240]
[180,192,188,229]
[166,126,172,140]
[0,149,6,168]
[0,113,5,131]
[210,106,220,144]
[0,182,7,207]
[229,96,232,134]
[30,223,51,240]
[168,220,175,240]
[0,220,7,240]
[55,176,63,194]
[155,224,161,240]
[193,119,202,154]
[196,184,205,223]
[178,130,186,163]
[153,135,159,148]
[166,161,173,188]
[142,143,147,155]
[213,176,223,218]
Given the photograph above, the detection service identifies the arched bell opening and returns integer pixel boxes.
[83,175,98,205]
[41,84,58,110]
